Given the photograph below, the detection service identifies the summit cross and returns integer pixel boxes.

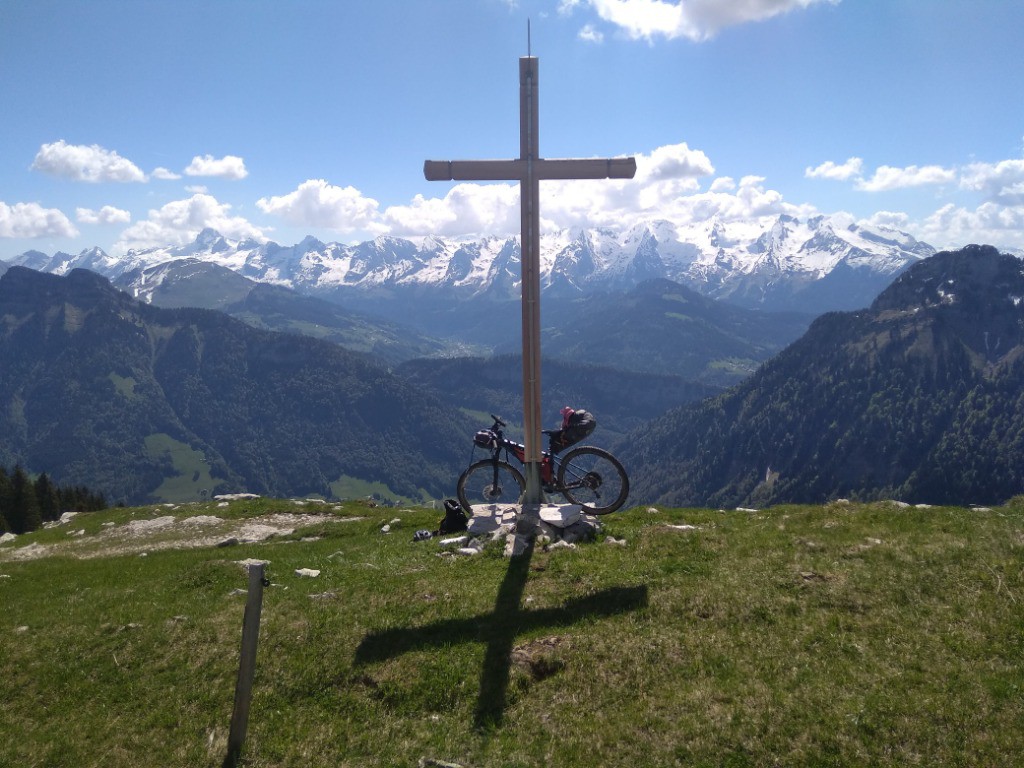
[424,56,636,504]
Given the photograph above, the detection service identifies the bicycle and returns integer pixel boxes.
[456,414,630,515]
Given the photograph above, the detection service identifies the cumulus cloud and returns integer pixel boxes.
[855,164,956,192]
[805,157,863,181]
[383,143,804,237]
[579,23,605,42]
[637,142,714,182]
[114,193,264,252]
[384,183,520,238]
[0,201,79,238]
[76,205,131,225]
[31,140,146,183]
[563,0,838,43]
[184,154,248,180]
[959,159,1024,205]
[151,167,182,180]
[862,210,910,230]
[257,179,384,234]
[917,201,1024,251]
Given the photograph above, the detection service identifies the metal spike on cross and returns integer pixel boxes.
[425,56,636,504]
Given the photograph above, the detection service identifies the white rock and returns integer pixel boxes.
[503,533,532,557]
[0,532,17,545]
[548,540,577,551]
[646,507,660,514]
[667,524,699,531]
[295,568,320,578]
[736,507,759,513]
[438,536,468,547]
[381,525,392,534]
[538,504,583,528]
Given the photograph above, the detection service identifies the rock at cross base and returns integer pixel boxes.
[538,504,583,528]
[467,503,519,535]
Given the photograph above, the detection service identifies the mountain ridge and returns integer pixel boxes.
[0,266,472,504]
[10,213,936,313]
[620,244,1024,507]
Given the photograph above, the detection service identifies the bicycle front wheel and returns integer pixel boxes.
[557,446,629,515]
[457,460,526,512]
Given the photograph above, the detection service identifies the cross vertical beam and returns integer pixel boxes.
[424,57,636,504]
[519,57,543,503]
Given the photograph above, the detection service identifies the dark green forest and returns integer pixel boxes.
[0,267,473,505]
[0,464,106,535]
[621,245,1024,507]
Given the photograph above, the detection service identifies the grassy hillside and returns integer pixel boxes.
[2,498,1023,767]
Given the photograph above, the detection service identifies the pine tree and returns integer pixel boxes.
[10,465,42,535]
[0,467,11,533]
[34,473,61,523]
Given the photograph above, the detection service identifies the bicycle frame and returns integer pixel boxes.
[473,417,574,493]
[460,413,629,514]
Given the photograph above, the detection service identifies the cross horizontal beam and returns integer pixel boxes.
[423,156,637,182]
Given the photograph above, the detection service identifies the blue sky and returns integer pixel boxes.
[3,0,1024,260]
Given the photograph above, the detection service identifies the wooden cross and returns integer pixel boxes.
[425,57,636,504]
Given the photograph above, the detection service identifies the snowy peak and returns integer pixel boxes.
[13,214,940,313]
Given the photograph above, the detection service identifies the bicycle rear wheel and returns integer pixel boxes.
[557,446,629,515]
[456,460,526,512]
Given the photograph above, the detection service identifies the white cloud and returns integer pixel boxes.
[257,179,383,234]
[637,141,714,182]
[185,185,209,194]
[31,140,147,183]
[384,183,520,238]
[856,164,956,192]
[0,201,79,238]
[114,194,264,252]
[805,157,863,181]
[184,154,249,180]
[151,167,182,180]
[76,205,131,225]
[917,201,1024,251]
[579,23,605,42]
[383,143,805,237]
[566,0,838,43]
[862,210,910,230]
[959,159,1024,205]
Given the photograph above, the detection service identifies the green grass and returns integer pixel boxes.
[1,499,1023,767]
[144,432,216,501]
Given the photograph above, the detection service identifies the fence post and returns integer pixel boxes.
[224,562,267,768]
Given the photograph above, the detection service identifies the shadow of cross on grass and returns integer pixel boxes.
[354,539,648,730]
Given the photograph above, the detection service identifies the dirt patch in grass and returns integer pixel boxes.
[0,511,364,562]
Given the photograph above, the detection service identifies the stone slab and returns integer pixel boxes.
[468,503,520,534]
[538,504,583,529]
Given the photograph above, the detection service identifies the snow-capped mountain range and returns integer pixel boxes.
[9,213,937,312]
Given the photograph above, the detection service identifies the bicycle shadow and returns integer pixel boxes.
[353,539,648,730]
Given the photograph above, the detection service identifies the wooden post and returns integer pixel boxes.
[224,562,266,768]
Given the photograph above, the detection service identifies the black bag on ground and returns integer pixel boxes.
[437,498,468,534]
[548,409,597,452]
